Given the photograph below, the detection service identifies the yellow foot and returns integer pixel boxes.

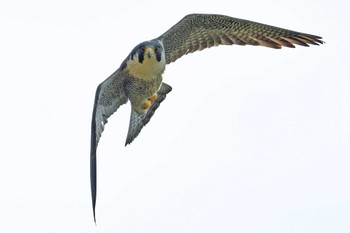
[142,100,152,109]
[142,95,158,109]
[148,94,157,103]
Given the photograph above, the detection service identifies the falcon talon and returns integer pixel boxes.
[148,94,158,103]
[90,13,324,223]
[142,100,152,109]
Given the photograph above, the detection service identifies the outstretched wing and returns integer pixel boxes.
[90,70,128,223]
[157,14,324,64]
[125,82,172,146]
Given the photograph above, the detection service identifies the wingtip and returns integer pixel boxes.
[93,213,97,225]
[91,195,97,225]
[90,148,97,225]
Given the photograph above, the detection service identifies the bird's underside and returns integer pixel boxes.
[90,13,324,223]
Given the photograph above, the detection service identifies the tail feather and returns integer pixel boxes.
[125,82,172,145]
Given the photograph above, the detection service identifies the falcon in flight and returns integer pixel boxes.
[90,13,323,222]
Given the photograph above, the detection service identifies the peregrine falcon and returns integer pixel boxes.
[90,13,323,222]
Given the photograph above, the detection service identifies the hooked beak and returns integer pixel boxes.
[145,48,154,59]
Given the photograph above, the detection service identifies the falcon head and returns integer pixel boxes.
[121,40,165,79]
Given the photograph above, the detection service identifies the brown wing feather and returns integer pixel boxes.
[156,14,324,64]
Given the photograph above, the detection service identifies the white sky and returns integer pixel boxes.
[1,0,349,232]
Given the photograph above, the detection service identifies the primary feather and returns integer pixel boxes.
[90,13,323,223]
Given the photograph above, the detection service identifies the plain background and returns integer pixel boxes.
[1,0,349,232]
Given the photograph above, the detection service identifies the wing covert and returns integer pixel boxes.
[156,14,324,64]
[90,70,128,223]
